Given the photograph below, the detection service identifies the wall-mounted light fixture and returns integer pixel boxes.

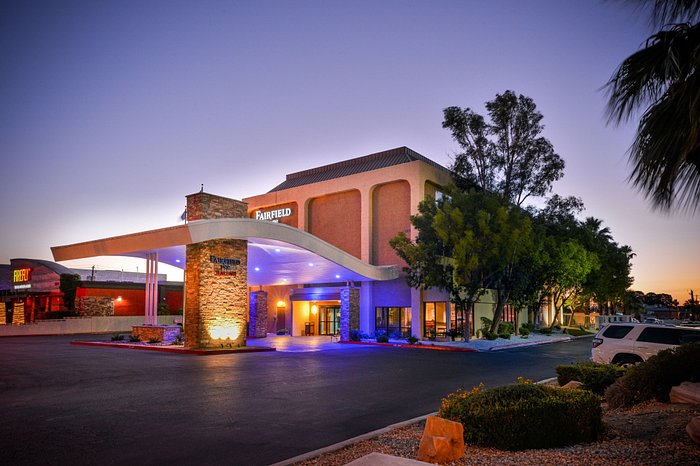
[116,296,123,302]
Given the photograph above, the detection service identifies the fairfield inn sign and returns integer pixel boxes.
[255,207,292,222]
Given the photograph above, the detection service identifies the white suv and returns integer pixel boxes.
[591,323,700,365]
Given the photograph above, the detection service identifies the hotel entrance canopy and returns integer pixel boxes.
[51,219,399,286]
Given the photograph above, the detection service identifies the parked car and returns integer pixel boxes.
[591,323,700,365]
[643,317,663,324]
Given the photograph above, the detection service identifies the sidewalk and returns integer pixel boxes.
[347,331,590,352]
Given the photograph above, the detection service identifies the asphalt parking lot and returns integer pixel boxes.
[0,335,592,465]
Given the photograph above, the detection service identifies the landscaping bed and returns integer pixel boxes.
[292,401,700,465]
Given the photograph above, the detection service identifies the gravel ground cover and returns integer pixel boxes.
[292,401,700,465]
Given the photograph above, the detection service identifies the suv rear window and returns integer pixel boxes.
[602,325,634,339]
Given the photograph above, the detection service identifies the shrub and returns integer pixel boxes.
[172,334,184,345]
[556,362,626,395]
[445,328,462,341]
[128,335,141,343]
[519,327,530,337]
[276,328,290,335]
[406,335,419,345]
[539,327,553,335]
[157,302,170,316]
[498,332,511,340]
[375,330,389,343]
[484,331,498,340]
[497,322,513,335]
[111,333,125,341]
[148,337,161,344]
[605,342,700,409]
[349,330,361,341]
[522,322,535,332]
[389,330,403,340]
[439,383,603,450]
[563,327,590,337]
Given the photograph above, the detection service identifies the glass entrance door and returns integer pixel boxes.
[319,306,340,335]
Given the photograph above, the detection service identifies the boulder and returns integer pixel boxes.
[670,382,700,404]
[687,416,700,444]
[561,380,584,390]
[417,416,464,464]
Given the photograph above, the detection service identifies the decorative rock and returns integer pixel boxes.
[687,416,700,444]
[670,382,700,404]
[417,415,464,464]
[561,380,584,390]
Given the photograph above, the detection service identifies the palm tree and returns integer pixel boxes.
[605,1,700,213]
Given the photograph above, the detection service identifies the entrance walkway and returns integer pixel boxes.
[247,335,352,352]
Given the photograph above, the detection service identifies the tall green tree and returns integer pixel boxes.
[391,188,533,335]
[59,273,81,311]
[390,192,484,340]
[578,217,635,312]
[606,0,700,212]
[443,91,565,206]
[540,239,600,328]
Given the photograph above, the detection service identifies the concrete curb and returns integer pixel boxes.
[70,340,276,355]
[339,341,478,352]
[487,336,571,351]
[269,412,438,466]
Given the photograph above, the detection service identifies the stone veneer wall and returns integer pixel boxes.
[249,290,268,338]
[132,325,181,343]
[184,238,248,348]
[76,296,114,317]
[186,192,248,221]
[339,286,360,342]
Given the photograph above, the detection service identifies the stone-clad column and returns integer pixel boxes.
[340,286,360,342]
[184,239,247,348]
[249,290,268,338]
[183,191,249,349]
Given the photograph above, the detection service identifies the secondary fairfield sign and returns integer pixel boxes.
[255,207,292,222]
[210,255,240,277]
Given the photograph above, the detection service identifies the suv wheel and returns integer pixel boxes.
[612,354,643,367]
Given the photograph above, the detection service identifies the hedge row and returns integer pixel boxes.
[438,383,603,450]
[556,361,626,395]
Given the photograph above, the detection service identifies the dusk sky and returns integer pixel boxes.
[1,0,698,303]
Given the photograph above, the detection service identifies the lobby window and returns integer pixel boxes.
[424,302,447,338]
[375,307,411,338]
[450,306,469,337]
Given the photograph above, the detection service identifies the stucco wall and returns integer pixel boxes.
[308,190,361,258]
[372,180,410,266]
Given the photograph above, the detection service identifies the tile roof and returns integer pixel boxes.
[268,146,452,193]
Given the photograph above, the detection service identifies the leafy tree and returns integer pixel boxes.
[578,217,635,312]
[540,239,600,328]
[622,290,645,319]
[605,0,700,212]
[443,90,565,206]
[390,192,484,341]
[59,273,81,311]
[392,188,533,335]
